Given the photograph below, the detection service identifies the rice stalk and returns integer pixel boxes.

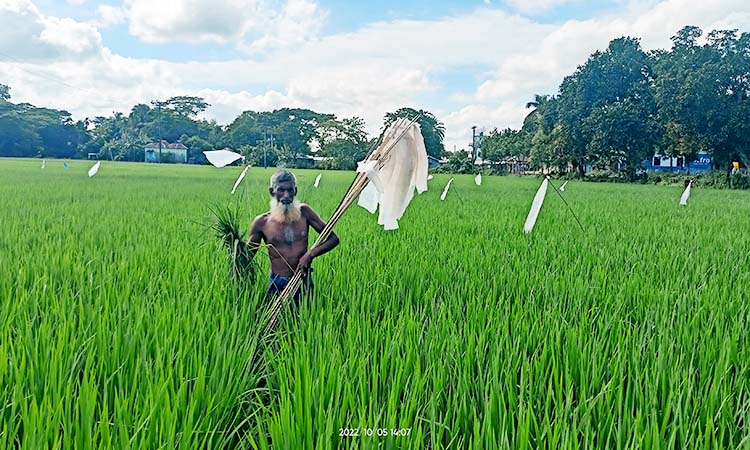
[208,202,257,283]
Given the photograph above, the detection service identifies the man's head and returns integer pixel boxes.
[269,170,297,204]
[269,170,301,223]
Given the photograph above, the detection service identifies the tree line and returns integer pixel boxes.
[480,26,750,178]
[0,82,446,170]
[4,25,746,177]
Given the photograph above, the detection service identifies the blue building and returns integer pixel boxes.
[641,152,712,173]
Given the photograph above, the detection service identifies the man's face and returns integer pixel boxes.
[270,180,296,205]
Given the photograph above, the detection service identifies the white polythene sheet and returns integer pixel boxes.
[356,121,428,230]
[204,150,243,168]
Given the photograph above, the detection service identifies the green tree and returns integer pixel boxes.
[482,128,531,162]
[227,108,334,157]
[653,26,750,170]
[164,96,210,118]
[553,37,656,175]
[0,93,85,158]
[383,107,446,158]
[239,144,279,167]
[436,150,474,174]
[315,117,368,170]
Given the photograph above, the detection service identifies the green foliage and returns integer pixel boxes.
[163,95,210,118]
[641,170,750,190]
[434,150,475,174]
[383,107,446,158]
[239,144,279,168]
[3,161,750,448]
[481,128,530,162]
[227,108,334,157]
[495,26,750,178]
[208,202,257,283]
[315,117,368,170]
[0,99,86,158]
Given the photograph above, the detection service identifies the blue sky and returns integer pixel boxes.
[2,0,749,149]
[30,0,621,62]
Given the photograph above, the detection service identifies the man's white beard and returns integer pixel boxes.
[269,198,302,223]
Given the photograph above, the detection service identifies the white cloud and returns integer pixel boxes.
[0,0,102,60]
[505,0,580,15]
[242,0,326,52]
[95,4,127,27]
[117,0,327,50]
[125,0,258,43]
[2,0,750,152]
[39,16,102,53]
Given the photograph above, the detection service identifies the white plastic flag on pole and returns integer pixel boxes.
[204,149,243,168]
[87,161,100,178]
[524,177,549,234]
[355,118,429,230]
[475,173,482,186]
[559,180,568,192]
[231,165,250,194]
[41,159,46,169]
[679,181,692,206]
[427,174,433,180]
[440,178,454,201]
[314,173,322,188]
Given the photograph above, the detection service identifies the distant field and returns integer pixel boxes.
[1,158,750,449]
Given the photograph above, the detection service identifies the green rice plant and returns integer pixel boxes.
[208,201,257,284]
[1,158,750,449]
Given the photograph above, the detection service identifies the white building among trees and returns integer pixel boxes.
[144,141,188,163]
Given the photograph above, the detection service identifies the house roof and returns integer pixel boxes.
[145,140,187,150]
[295,155,332,161]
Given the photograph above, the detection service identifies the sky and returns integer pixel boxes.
[1,0,749,151]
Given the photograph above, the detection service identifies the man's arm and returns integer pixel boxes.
[246,215,266,258]
[298,205,340,271]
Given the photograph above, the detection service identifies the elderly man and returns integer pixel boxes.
[247,170,340,307]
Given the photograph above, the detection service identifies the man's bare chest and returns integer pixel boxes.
[264,220,309,246]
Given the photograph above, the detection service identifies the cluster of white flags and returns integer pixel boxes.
[356,118,429,230]
[314,173,322,188]
[204,149,244,168]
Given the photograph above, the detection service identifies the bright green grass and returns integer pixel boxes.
[1,158,750,449]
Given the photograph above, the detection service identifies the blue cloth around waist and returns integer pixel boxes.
[268,268,314,292]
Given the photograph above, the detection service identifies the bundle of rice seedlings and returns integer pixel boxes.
[209,202,257,283]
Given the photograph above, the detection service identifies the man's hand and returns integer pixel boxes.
[298,252,314,273]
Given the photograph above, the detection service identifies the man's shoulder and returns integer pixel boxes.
[251,212,270,227]
[299,203,318,218]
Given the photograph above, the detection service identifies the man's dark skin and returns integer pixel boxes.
[247,179,339,279]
